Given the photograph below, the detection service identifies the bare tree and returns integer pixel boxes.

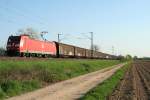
[93,45,100,51]
[126,54,132,60]
[133,56,138,60]
[0,47,6,56]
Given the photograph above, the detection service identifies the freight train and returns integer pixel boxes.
[6,34,118,59]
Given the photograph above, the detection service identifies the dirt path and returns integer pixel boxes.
[108,61,150,100]
[7,63,126,100]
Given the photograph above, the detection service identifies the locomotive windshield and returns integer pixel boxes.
[7,36,21,43]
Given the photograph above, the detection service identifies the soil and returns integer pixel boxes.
[108,61,150,100]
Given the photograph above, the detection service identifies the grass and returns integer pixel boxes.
[0,59,121,99]
[80,62,130,100]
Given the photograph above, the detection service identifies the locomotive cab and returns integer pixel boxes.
[7,36,21,56]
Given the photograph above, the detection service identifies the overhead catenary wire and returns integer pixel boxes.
[4,0,48,22]
[0,13,25,26]
[0,5,50,28]
[55,32,94,51]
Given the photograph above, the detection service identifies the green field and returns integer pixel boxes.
[80,62,130,100]
[0,59,121,99]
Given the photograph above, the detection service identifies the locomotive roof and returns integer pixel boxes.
[10,35,53,43]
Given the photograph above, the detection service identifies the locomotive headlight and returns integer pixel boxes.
[15,44,20,47]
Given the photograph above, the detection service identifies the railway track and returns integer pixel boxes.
[108,61,150,100]
[0,56,53,60]
[0,56,113,61]
[0,56,83,61]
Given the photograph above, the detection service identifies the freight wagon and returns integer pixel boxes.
[54,42,75,58]
[55,42,89,58]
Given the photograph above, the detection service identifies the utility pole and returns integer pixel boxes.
[112,46,114,55]
[81,32,94,58]
[90,32,94,58]
[58,33,62,43]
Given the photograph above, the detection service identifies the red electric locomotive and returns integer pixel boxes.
[7,35,57,57]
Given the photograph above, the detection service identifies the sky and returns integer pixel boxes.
[0,0,150,57]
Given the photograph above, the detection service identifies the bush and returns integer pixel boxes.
[0,47,6,56]
[0,80,40,98]
[0,87,6,99]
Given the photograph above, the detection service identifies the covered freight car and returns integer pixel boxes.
[85,49,91,58]
[75,47,86,58]
[54,42,106,58]
[54,42,75,58]
[7,35,57,57]
[54,42,91,58]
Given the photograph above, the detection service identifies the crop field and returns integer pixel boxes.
[109,61,150,100]
[0,59,121,99]
[81,61,150,100]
